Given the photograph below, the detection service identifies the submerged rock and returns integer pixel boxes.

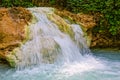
[40,37,61,63]
[7,37,61,68]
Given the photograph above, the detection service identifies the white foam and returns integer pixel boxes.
[59,55,105,76]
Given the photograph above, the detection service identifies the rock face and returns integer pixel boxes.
[47,13,74,39]
[55,10,96,31]
[55,10,120,49]
[5,37,61,67]
[55,10,96,47]
[0,7,32,66]
[90,33,120,49]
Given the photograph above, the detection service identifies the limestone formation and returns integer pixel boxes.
[40,37,61,63]
[0,7,32,66]
[47,13,74,39]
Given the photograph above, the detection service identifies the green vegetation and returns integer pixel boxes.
[0,0,34,7]
[0,0,120,35]
[58,0,119,35]
[49,0,56,5]
[66,0,120,35]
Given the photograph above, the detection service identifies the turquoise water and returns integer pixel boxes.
[0,49,120,80]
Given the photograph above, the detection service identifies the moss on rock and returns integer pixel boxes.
[47,13,74,39]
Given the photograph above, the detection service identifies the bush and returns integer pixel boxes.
[0,0,34,7]
[66,0,120,35]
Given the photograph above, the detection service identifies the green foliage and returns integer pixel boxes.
[49,0,56,5]
[66,0,120,35]
[1,0,120,35]
[0,0,34,7]
[1,0,13,7]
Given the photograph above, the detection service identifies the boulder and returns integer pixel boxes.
[40,37,61,63]
[0,7,32,66]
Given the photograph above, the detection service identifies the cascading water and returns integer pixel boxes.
[1,7,120,80]
[14,7,94,69]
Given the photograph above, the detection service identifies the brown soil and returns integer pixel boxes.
[0,7,32,60]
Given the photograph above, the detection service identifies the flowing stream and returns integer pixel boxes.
[0,7,120,80]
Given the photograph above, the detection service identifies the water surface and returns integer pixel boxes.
[0,49,120,80]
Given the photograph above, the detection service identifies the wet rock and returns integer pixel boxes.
[55,10,96,31]
[0,7,32,67]
[90,33,120,49]
[40,37,61,63]
[47,13,74,39]
[6,37,61,67]
[54,10,96,47]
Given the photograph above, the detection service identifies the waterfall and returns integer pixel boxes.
[14,7,91,69]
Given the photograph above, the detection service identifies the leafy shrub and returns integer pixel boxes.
[49,0,56,5]
[66,0,120,35]
[0,0,34,7]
